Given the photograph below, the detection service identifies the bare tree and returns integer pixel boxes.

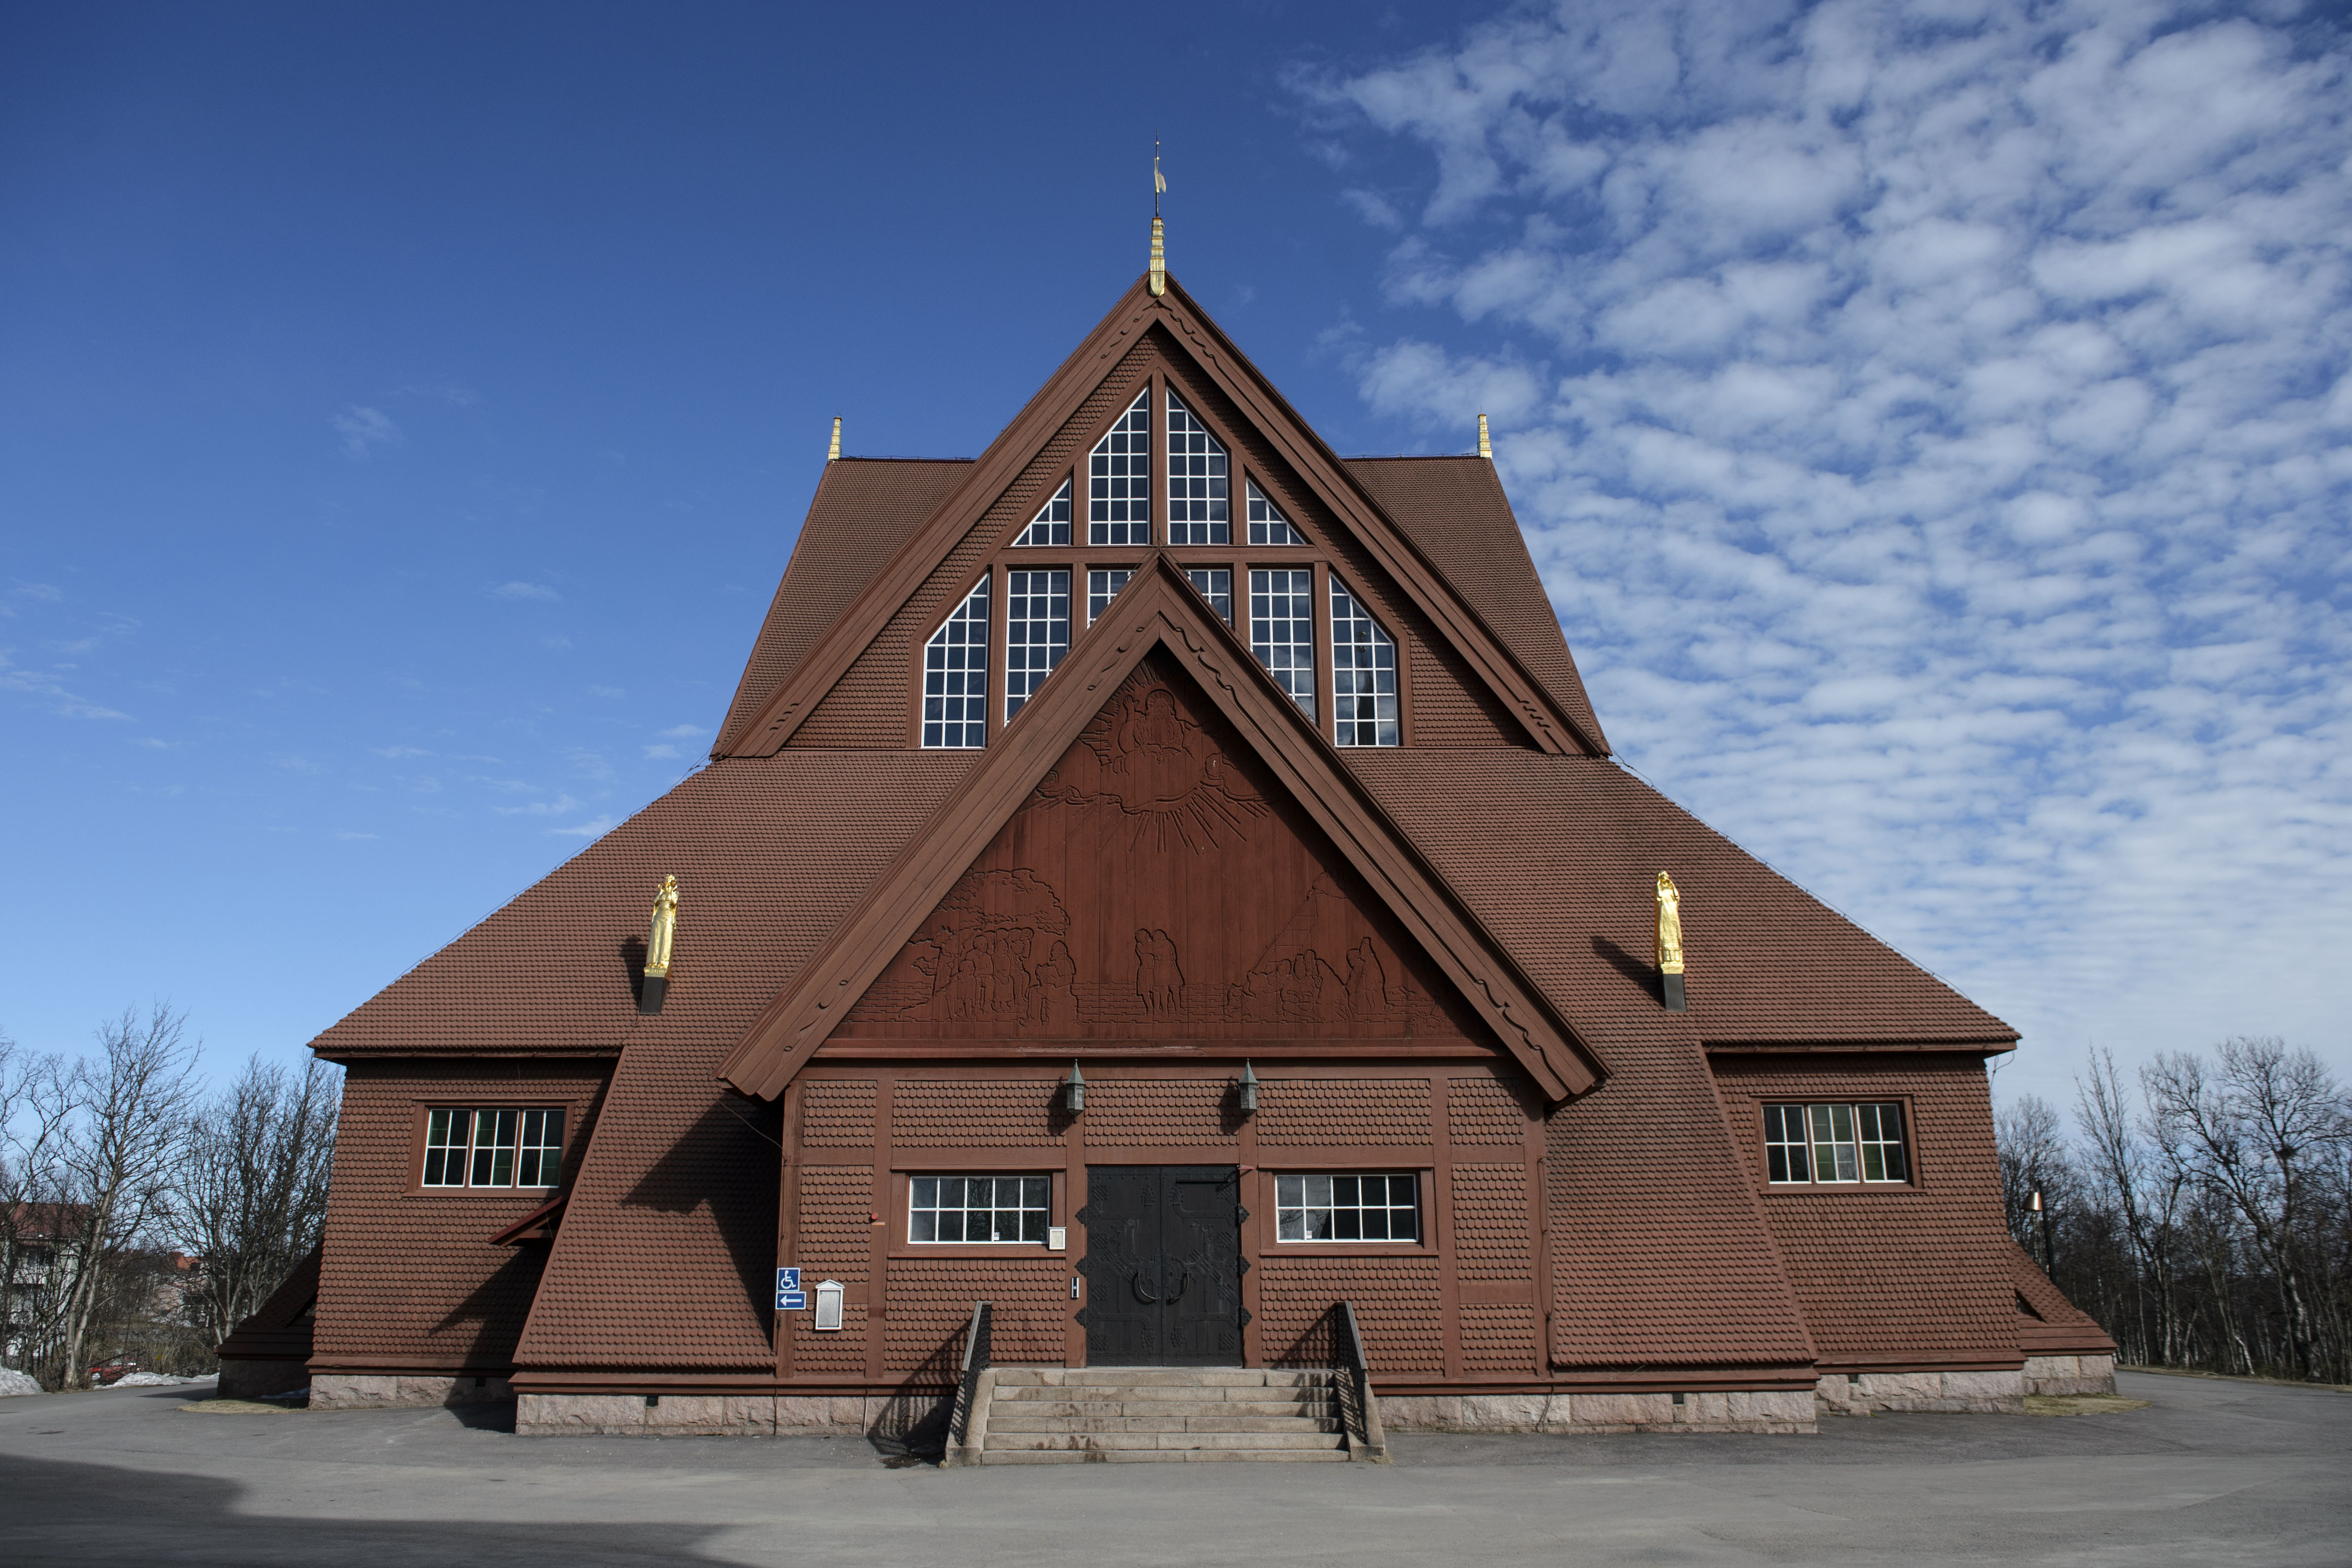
[1994,1092,2074,1269]
[176,1055,339,1350]
[0,1033,80,1382]
[54,1006,200,1388]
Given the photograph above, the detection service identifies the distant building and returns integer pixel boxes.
[292,266,2112,1440]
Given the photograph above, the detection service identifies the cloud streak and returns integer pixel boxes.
[1309,0,2352,1091]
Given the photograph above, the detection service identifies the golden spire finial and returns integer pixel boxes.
[827,416,841,462]
[1477,413,1492,459]
[1149,139,1167,297]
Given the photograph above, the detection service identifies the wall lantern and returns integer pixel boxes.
[1063,1061,1085,1115]
[813,1278,844,1333]
[1237,1061,1259,1116]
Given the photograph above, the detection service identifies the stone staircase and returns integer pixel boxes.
[953,1367,1359,1464]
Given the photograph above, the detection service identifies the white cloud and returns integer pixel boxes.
[0,651,130,720]
[589,686,626,699]
[643,744,682,760]
[493,582,560,602]
[331,405,402,460]
[552,815,618,838]
[1312,0,2352,1097]
[656,724,707,739]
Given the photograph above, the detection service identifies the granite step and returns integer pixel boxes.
[989,1430,1346,1452]
[982,1447,1355,1464]
[987,1414,1334,1434]
[989,1368,1329,1389]
[987,1398,1335,1420]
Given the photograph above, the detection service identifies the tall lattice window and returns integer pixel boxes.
[1015,478,1072,547]
[1187,567,1231,624]
[1250,568,1315,719]
[1089,390,1150,545]
[1165,391,1229,545]
[1247,480,1299,546]
[1329,582,1399,747]
[1763,1103,1910,1185]
[921,578,990,748]
[1004,569,1070,721]
[1088,568,1132,626]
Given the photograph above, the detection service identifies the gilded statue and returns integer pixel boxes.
[1654,871,1684,976]
[645,875,680,979]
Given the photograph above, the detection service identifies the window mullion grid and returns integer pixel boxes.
[1311,560,1334,741]
[986,561,1007,741]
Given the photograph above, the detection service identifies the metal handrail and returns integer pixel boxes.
[948,1300,992,1450]
[1335,1300,1388,1460]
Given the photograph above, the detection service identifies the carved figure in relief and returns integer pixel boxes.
[1030,941,1078,1028]
[1032,677,1266,851]
[876,867,1071,1022]
[1135,928,1185,1014]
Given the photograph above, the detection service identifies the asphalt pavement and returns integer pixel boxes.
[0,1370,2345,1566]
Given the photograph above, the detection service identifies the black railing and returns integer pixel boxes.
[948,1301,992,1451]
[1334,1300,1388,1460]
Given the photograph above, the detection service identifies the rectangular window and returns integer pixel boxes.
[1165,391,1229,545]
[1275,1173,1419,1243]
[1329,582,1399,746]
[909,1175,1050,1244]
[921,578,990,748]
[1015,477,1072,547]
[1004,568,1070,721]
[1187,567,1231,624]
[1088,390,1150,546]
[421,1107,563,1189]
[1087,568,1132,626]
[1246,480,1299,546]
[1250,569,1316,720]
[1763,1103,1909,1185]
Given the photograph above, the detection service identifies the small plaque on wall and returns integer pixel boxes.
[1048,1226,1067,1251]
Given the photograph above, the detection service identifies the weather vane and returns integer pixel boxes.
[1150,137,1167,296]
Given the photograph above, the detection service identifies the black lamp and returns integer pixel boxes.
[1063,1060,1085,1115]
[1237,1061,1258,1116]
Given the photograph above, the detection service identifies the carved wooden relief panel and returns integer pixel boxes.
[839,655,1470,1041]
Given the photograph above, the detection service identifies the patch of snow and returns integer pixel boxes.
[106,1372,211,1388]
[0,1368,45,1396]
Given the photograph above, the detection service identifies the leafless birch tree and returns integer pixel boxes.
[176,1054,338,1350]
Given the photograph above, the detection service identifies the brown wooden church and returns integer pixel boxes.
[223,251,2115,1451]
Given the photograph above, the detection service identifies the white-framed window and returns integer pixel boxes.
[1275,1173,1419,1243]
[1088,568,1132,626]
[1016,478,1072,547]
[1246,480,1299,546]
[1089,390,1151,546]
[1249,568,1315,719]
[1187,567,1231,625]
[921,578,990,748]
[1329,582,1399,747]
[1165,391,1229,545]
[1004,569,1070,721]
[421,1107,563,1190]
[910,1175,1051,1244]
[1763,1103,1910,1185]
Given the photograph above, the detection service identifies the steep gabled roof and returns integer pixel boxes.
[714,275,1605,760]
[718,559,1604,1104]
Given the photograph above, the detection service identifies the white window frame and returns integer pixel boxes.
[1245,479,1299,546]
[1249,568,1316,720]
[920,578,990,748]
[1329,581,1399,747]
[1186,567,1232,625]
[1004,568,1070,721]
[908,1174,1053,1245]
[1088,390,1151,546]
[1087,567,1132,626]
[421,1106,563,1190]
[1274,1173,1420,1243]
[1165,390,1229,545]
[1763,1102,1911,1185]
[1015,477,1073,547]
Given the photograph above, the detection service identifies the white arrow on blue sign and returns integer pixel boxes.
[776,1289,808,1311]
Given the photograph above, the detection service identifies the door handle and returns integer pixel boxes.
[1132,1270,1158,1303]
[1165,1269,1189,1302]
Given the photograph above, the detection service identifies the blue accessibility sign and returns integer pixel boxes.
[776,1267,801,1291]
[776,1290,808,1311]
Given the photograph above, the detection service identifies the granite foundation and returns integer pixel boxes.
[1812,1368,2026,1416]
[1374,1389,1817,1435]
[310,1373,515,1409]
[2021,1354,2117,1396]
[514,1391,953,1438]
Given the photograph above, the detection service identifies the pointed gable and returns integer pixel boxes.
[838,663,1471,1043]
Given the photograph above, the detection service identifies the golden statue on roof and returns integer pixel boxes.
[1655,872,1684,976]
[645,875,680,979]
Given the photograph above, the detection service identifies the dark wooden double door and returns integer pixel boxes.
[1079,1166,1244,1365]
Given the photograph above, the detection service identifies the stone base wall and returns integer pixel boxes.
[1812,1368,2024,1416]
[215,1359,312,1401]
[311,1373,515,1410]
[2021,1354,2116,1396]
[1376,1389,1817,1435]
[515,1391,951,1438]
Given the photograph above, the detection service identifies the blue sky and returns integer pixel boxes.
[4,0,2346,1111]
